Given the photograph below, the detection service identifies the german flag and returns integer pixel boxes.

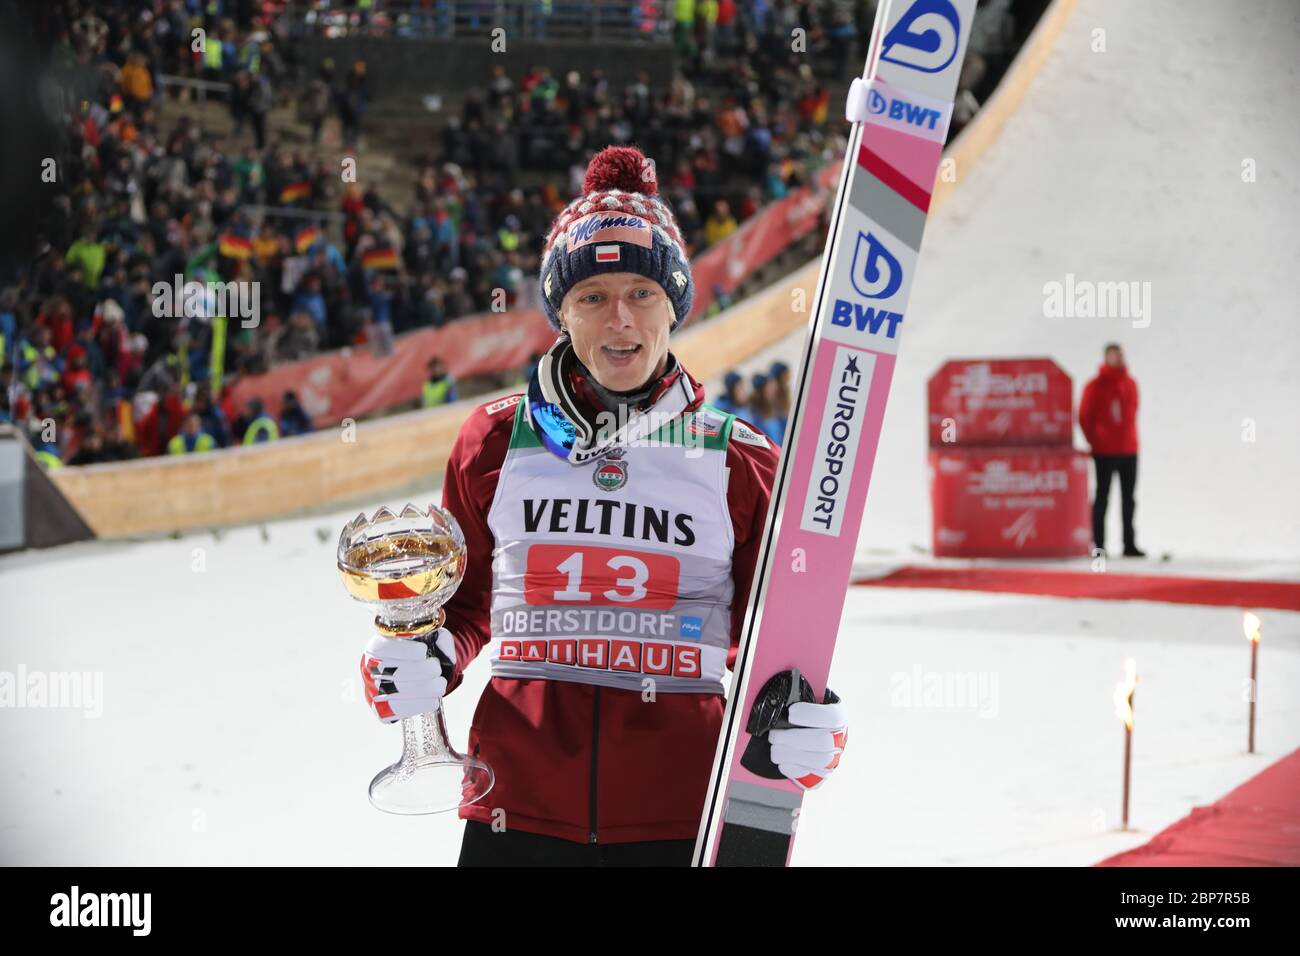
[279,181,312,204]
[361,247,400,271]
[295,225,321,254]
[218,233,253,260]
[254,233,280,261]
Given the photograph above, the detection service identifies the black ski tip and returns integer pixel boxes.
[716,821,793,867]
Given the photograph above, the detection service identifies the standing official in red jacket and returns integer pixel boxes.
[1079,343,1145,557]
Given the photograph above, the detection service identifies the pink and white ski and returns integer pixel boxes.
[694,0,978,866]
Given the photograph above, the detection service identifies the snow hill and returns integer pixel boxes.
[728,0,1300,565]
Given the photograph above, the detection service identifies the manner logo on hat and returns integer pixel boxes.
[567,212,653,253]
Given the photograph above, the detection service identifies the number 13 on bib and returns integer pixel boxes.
[694,0,977,866]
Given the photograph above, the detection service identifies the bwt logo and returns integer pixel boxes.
[850,231,903,300]
[880,0,962,75]
[868,88,943,130]
[830,231,904,339]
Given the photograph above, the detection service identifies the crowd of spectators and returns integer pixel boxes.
[1,0,1030,467]
[715,359,792,446]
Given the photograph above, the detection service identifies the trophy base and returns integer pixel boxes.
[368,756,495,816]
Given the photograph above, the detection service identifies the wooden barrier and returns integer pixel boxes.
[52,0,1077,538]
[51,271,816,538]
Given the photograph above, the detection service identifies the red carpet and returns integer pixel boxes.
[1095,749,1300,866]
[855,566,1300,611]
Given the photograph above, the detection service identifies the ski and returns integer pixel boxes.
[694,0,978,867]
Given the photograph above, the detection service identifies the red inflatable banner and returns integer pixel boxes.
[225,308,556,426]
[927,358,1074,448]
[688,161,840,316]
[930,447,1092,558]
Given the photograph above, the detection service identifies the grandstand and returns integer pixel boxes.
[1,0,1044,539]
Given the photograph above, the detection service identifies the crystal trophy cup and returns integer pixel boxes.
[337,504,494,814]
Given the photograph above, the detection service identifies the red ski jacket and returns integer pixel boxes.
[438,366,780,845]
[1079,364,1139,456]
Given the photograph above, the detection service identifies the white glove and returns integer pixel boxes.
[359,627,456,723]
[769,698,848,791]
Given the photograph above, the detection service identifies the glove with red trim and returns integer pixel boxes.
[359,628,456,723]
[768,697,848,791]
[740,670,848,790]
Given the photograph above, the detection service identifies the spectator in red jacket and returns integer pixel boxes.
[1079,343,1144,557]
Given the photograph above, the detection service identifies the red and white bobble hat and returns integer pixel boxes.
[538,145,694,332]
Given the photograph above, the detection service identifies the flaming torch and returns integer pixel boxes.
[1244,612,1261,754]
[1112,657,1138,830]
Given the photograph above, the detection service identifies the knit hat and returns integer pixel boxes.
[538,145,694,333]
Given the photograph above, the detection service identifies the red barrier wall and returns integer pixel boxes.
[928,358,1074,447]
[930,446,1092,557]
[928,358,1089,558]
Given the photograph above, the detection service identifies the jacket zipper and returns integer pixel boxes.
[589,686,601,844]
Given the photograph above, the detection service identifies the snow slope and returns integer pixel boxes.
[723,0,1300,563]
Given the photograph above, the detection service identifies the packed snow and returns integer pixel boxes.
[2,511,1295,865]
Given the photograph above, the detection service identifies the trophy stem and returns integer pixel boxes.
[398,708,452,767]
[367,617,494,816]
[369,702,494,815]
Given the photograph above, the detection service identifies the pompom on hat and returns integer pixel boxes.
[538,145,694,333]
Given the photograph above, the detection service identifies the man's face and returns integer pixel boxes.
[1105,346,1124,368]
[560,272,673,392]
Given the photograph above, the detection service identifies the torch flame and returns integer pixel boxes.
[1243,611,1261,644]
[1113,657,1137,730]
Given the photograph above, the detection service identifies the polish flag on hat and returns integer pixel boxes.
[595,244,621,262]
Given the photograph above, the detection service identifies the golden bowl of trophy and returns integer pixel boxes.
[337,504,493,815]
